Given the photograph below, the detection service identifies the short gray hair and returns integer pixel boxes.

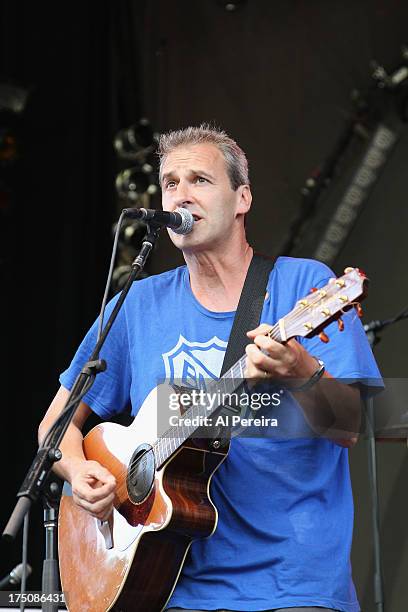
[157,123,249,190]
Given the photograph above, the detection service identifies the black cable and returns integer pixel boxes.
[97,209,127,341]
[391,305,408,323]
[378,305,408,330]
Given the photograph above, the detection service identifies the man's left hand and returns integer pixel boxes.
[245,323,317,382]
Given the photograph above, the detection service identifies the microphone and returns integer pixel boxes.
[0,563,32,589]
[124,207,194,235]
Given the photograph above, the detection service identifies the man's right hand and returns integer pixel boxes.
[71,460,116,521]
[39,387,117,520]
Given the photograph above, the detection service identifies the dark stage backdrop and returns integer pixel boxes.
[1,1,408,609]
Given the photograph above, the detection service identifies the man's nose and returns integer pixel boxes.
[173,181,194,206]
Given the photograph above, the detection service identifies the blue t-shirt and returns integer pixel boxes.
[60,256,382,612]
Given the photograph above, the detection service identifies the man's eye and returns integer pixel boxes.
[165,180,176,189]
[196,176,207,183]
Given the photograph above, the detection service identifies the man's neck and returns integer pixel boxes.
[184,242,253,312]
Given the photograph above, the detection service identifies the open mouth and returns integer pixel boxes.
[192,214,202,222]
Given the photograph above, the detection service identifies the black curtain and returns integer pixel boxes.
[1,0,146,588]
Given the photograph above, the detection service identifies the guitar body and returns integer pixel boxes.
[58,384,229,612]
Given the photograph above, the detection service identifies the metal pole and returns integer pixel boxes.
[365,396,385,612]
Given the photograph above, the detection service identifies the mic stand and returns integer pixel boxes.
[365,392,384,612]
[2,224,160,548]
[41,477,63,612]
[364,307,408,612]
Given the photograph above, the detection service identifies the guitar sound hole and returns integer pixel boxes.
[127,443,156,504]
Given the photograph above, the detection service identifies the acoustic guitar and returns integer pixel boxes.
[58,267,367,611]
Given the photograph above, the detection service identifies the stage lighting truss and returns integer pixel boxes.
[280,44,408,264]
[112,117,160,292]
[114,118,160,205]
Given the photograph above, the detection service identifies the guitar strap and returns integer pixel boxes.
[220,253,276,377]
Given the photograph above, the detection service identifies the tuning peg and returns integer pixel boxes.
[309,287,318,293]
[344,267,354,274]
[356,303,363,318]
[319,331,329,343]
[337,318,344,332]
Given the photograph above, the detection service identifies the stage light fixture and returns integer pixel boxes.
[110,217,150,291]
[115,163,158,202]
[0,83,29,114]
[114,118,158,160]
[112,118,160,290]
[216,0,247,11]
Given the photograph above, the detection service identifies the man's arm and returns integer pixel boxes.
[38,386,116,520]
[245,324,361,447]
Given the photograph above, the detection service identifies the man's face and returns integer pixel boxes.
[161,143,250,253]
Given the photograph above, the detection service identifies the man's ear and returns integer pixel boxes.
[236,184,252,216]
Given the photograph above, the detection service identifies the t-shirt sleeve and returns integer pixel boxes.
[59,294,132,420]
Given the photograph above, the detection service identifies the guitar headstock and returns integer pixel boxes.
[276,267,368,342]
